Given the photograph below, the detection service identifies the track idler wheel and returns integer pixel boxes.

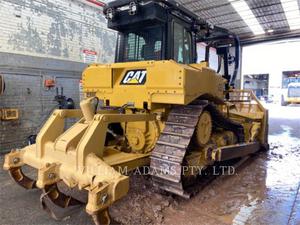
[8,167,37,189]
[90,209,111,225]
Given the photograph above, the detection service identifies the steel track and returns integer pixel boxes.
[150,100,245,198]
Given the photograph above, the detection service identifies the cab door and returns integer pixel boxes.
[172,21,193,64]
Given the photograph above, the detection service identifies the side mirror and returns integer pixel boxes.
[0,74,4,95]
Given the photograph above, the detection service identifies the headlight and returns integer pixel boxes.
[105,8,115,20]
[129,2,138,15]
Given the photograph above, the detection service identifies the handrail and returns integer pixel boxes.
[225,89,266,113]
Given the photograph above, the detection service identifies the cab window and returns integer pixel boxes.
[173,22,192,64]
[121,26,163,62]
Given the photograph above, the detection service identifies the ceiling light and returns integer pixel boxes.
[280,0,300,30]
[228,0,265,35]
[267,29,274,33]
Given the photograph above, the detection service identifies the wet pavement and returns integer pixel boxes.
[0,104,300,225]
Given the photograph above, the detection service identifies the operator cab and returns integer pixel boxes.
[104,0,197,64]
[104,0,241,90]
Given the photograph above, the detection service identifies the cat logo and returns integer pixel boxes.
[120,70,147,85]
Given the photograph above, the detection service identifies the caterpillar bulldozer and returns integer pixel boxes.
[3,0,268,224]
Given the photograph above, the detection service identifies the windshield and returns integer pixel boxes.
[118,26,163,62]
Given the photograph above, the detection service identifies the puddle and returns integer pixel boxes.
[232,194,260,225]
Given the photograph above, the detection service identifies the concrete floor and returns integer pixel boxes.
[1,104,300,225]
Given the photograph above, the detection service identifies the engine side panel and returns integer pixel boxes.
[83,60,225,109]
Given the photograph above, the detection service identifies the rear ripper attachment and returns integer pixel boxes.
[3,97,156,224]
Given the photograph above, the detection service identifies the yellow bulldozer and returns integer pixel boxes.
[3,0,268,224]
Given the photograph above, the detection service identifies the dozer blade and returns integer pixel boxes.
[8,167,37,189]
